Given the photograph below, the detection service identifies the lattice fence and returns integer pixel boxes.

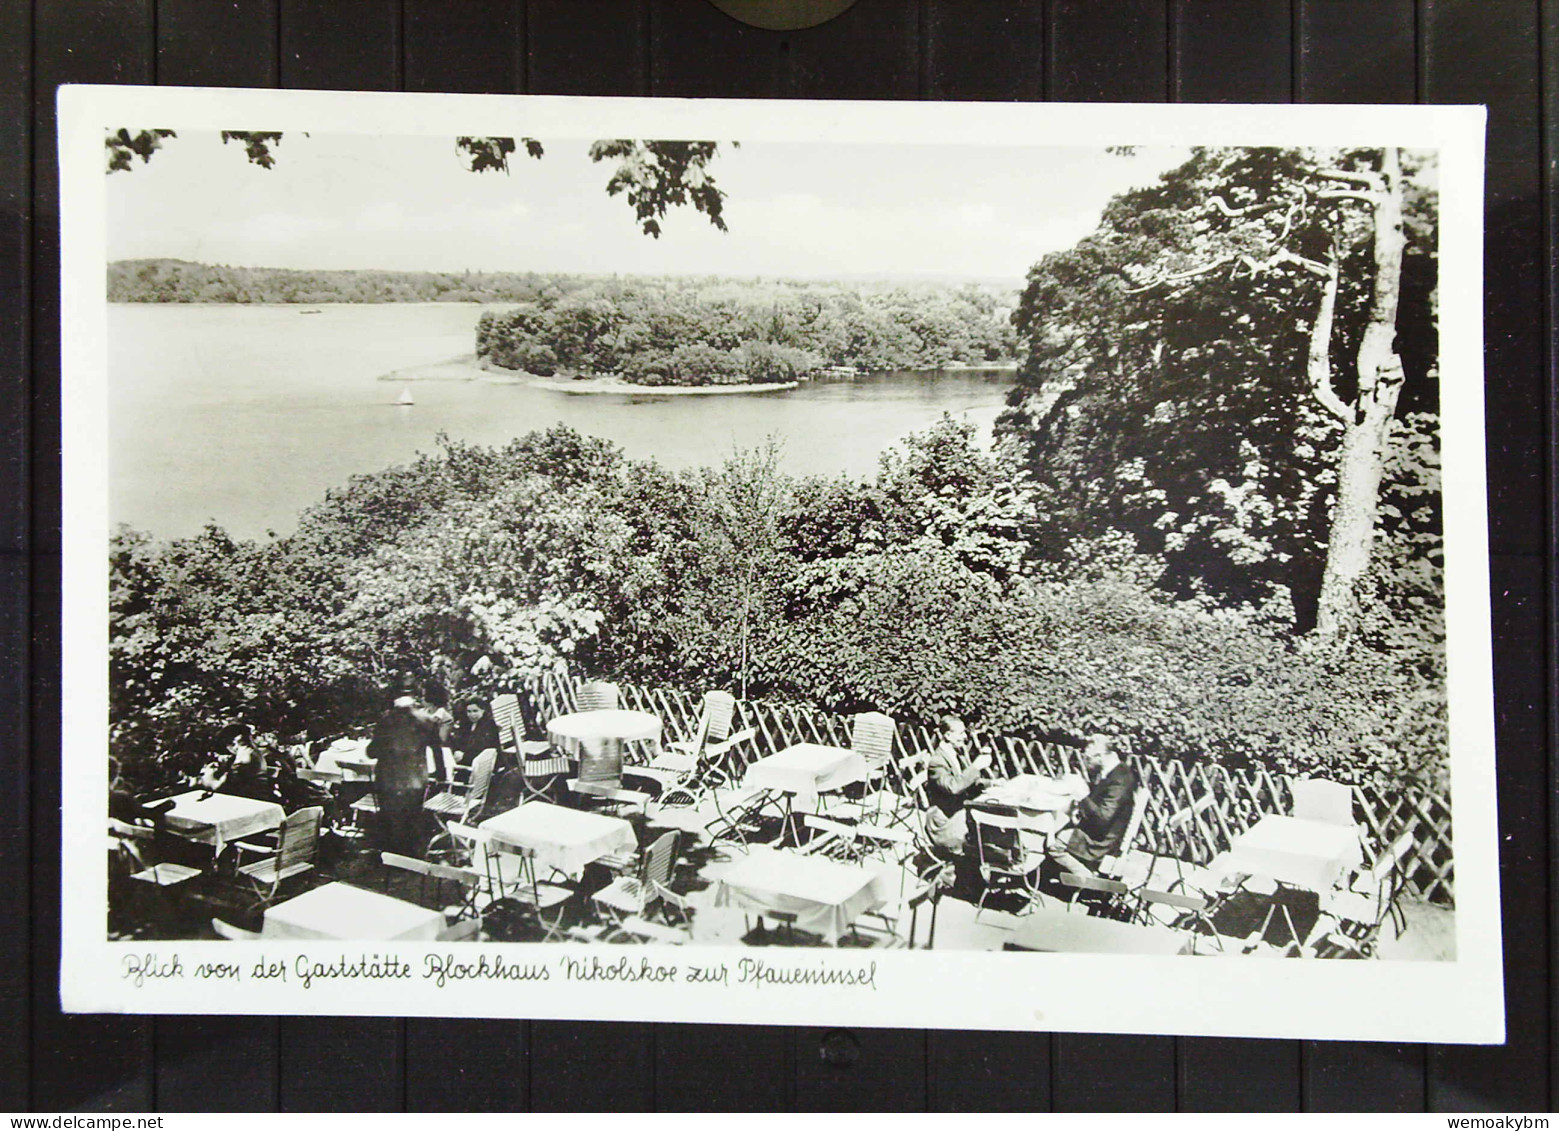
[518,674,1455,906]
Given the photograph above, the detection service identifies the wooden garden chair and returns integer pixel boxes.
[233,806,323,911]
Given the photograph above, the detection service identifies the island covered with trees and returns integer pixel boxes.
[474,277,1017,385]
[110,144,1447,804]
[107,262,1019,387]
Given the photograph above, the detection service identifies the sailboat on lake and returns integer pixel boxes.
[395,387,415,406]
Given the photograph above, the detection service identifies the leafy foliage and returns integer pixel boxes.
[106,145,1448,799]
[474,276,1017,384]
[589,140,730,238]
[997,147,1439,633]
[456,135,544,173]
[105,129,176,173]
[219,131,285,169]
[107,130,732,239]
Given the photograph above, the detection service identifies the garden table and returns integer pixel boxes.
[261,881,445,941]
[1214,815,1364,894]
[157,790,285,854]
[712,846,890,944]
[314,738,376,781]
[546,709,661,783]
[1006,906,1191,955]
[977,773,1089,837]
[744,743,870,813]
[479,800,638,878]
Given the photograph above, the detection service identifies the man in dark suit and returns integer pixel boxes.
[367,691,450,857]
[1048,734,1138,876]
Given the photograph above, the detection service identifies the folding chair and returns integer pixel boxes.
[856,748,928,832]
[651,880,697,930]
[799,814,865,861]
[233,806,323,911]
[1311,829,1416,956]
[576,680,620,711]
[637,690,741,801]
[851,711,896,797]
[1291,777,1356,826]
[424,748,497,857]
[969,807,1044,921]
[1094,785,1153,893]
[1136,887,1226,953]
[1057,871,1135,920]
[1136,791,1218,891]
[489,693,525,752]
[568,777,652,817]
[518,749,572,803]
[703,776,784,848]
[593,830,679,928]
[380,851,484,924]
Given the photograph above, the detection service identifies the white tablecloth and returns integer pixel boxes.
[977,773,1090,838]
[160,791,285,853]
[315,737,451,779]
[546,710,661,752]
[262,882,445,941]
[479,801,638,876]
[713,847,889,944]
[1008,907,1190,955]
[1217,815,1364,892]
[744,744,870,812]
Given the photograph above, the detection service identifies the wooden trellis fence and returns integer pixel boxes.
[519,674,1455,906]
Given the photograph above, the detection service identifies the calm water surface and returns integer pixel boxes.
[110,303,1015,540]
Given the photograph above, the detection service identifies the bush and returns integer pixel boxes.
[667,343,745,386]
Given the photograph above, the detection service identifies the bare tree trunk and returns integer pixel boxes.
[1315,147,1407,637]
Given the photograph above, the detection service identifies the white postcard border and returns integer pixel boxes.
[59,85,1501,1042]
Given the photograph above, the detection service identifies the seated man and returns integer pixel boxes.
[196,723,285,806]
[923,715,993,856]
[1046,734,1138,878]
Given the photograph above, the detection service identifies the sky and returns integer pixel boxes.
[106,132,1187,284]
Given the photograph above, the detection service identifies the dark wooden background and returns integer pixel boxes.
[1,0,1552,1112]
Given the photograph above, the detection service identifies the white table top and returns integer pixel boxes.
[1217,814,1364,892]
[1008,907,1190,955]
[159,790,285,852]
[479,800,638,876]
[745,744,870,798]
[547,709,661,743]
[713,846,889,943]
[982,773,1087,812]
[262,882,445,941]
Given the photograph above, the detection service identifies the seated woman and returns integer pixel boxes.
[450,698,502,766]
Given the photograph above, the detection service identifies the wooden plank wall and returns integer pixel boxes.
[5,0,1551,1112]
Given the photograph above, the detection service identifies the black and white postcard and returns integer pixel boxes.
[59,86,1500,1041]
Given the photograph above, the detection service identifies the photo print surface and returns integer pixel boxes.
[62,87,1501,1041]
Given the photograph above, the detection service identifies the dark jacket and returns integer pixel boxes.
[1068,761,1138,868]
[367,704,447,794]
[450,713,501,761]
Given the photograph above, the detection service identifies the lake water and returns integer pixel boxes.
[109,303,1016,540]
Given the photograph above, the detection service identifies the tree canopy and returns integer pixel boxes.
[106,129,734,239]
[997,146,1439,640]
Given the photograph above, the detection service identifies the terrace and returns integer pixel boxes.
[108,675,1455,959]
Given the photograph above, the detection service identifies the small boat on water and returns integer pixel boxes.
[299,308,323,315]
[395,387,415,406]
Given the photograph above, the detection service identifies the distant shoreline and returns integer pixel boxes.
[380,355,1015,390]
[378,356,799,394]
[531,376,798,396]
